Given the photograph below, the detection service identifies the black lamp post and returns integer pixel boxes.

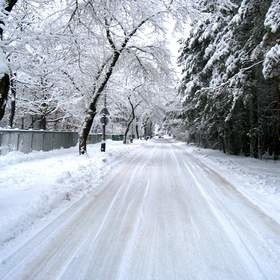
[100,93,110,152]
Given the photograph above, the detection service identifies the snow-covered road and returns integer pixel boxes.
[1,140,280,280]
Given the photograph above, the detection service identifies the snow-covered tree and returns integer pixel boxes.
[2,1,91,130]
[58,0,178,154]
[0,0,18,121]
[177,0,280,159]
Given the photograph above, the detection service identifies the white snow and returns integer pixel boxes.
[184,144,280,224]
[0,140,280,279]
[263,44,280,79]
[0,140,142,257]
[264,0,280,33]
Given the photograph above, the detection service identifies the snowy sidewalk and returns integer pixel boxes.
[0,140,142,257]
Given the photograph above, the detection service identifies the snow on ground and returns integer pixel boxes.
[1,139,280,280]
[0,140,142,257]
[184,144,280,224]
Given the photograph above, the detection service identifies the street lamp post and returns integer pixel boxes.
[100,93,110,152]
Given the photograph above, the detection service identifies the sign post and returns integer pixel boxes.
[100,108,109,152]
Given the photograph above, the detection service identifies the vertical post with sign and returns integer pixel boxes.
[100,107,110,152]
[101,124,106,152]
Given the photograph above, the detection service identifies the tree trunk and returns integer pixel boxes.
[257,116,263,160]
[0,73,10,121]
[30,116,34,129]
[9,73,16,127]
[123,127,129,144]
[79,95,99,154]
[53,112,59,130]
[273,79,280,160]
[39,115,47,130]
[78,15,150,154]
[0,0,18,121]
[255,80,264,160]
[249,93,258,158]
[21,117,24,129]
[78,50,122,154]
[135,123,140,139]
[123,118,134,144]
[9,98,15,128]
[123,96,140,144]
[78,113,95,154]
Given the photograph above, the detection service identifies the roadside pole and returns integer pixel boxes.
[100,93,110,152]
[101,121,106,152]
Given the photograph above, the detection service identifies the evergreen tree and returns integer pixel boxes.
[178,0,280,159]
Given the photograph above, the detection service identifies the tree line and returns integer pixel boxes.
[0,0,179,154]
[177,0,280,159]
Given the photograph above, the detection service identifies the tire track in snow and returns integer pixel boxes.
[182,158,268,280]
[169,144,270,279]
[173,144,280,280]
[0,146,154,280]
[1,141,280,280]
[79,145,157,280]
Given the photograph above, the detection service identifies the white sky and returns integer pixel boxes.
[165,16,191,77]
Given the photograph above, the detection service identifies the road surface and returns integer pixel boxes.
[1,140,280,280]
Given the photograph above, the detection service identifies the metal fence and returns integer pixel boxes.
[0,130,123,155]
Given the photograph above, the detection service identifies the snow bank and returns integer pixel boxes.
[185,145,280,224]
[0,141,142,256]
